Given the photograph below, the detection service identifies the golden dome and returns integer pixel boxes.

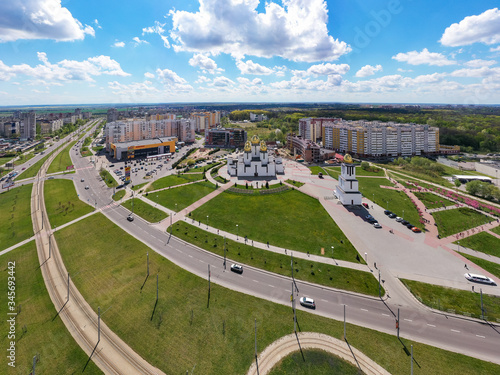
[244,141,251,152]
[251,134,260,144]
[260,140,267,152]
[344,154,353,163]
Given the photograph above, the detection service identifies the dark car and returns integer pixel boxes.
[388,213,397,218]
[230,264,243,274]
[406,223,414,229]
[127,215,134,222]
[401,220,409,225]
[109,164,115,167]
[384,210,391,215]
[116,184,124,189]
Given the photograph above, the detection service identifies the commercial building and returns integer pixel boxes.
[299,118,439,158]
[286,134,321,163]
[205,127,247,148]
[109,137,177,160]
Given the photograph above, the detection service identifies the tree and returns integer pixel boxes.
[360,161,370,171]
[454,179,461,188]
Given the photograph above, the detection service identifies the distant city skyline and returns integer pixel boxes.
[0,0,499,105]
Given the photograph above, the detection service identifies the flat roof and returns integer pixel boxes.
[113,137,176,148]
[453,175,492,180]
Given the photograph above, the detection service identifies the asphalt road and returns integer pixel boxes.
[69,144,500,366]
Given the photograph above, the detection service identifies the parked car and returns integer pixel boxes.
[81,178,85,182]
[401,220,409,225]
[406,223,414,229]
[299,297,316,309]
[388,213,397,219]
[396,217,403,222]
[373,222,382,228]
[85,186,89,190]
[384,210,392,215]
[411,227,421,233]
[362,203,369,208]
[464,273,496,285]
[230,264,243,274]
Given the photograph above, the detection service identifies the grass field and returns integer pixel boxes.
[173,221,379,295]
[14,152,36,166]
[47,141,76,174]
[132,182,148,191]
[148,181,216,212]
[377,164,454,188]
[21,149,57,179]
[490,226,500,236]
[44,179,94,228]
[99,169,118,188]
[454,231,500,258]
[0,184,33,251]
[326,166,384,177]
[190,189,361,262]
[285,179,304,188]
[0,155,16,166]
[432,208,492,238]
[54,213,500,375]
[401,279,500,321]
[308,166,324,175]
[268,349,360,375]
[112,190,126,201]
[122,198,168,223]
[413,192,456,209]
[461,254,500,279]
[148,173,205,191]
[357,177,422,229]
[0,242,102,374]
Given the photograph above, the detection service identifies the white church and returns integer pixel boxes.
[227,135,284,178]
[336,154,363,206]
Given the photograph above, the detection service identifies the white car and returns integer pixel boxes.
[230,264,243,274]
[464,273,496,285]
[395,217,403,222]
[373,222,382,228]
[299,297,316,309]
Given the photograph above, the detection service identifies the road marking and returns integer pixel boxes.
[268,284,275,288]
[404,319,412,322]
[321,299,328,303]
[360,308,368,312]
[381,313,390,317]
[451,329,460,333]
[252,280,259,283]
[427,324,436,327]
[188,254,193,258]
[476,335,485,339]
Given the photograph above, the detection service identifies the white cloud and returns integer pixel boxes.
[212,76,235,87]
[132,37,149,46]
[189,54,223,74]
[464,59,496,68]
[440,8,500,47]
[195,75,211,84]
[156,68,192,91]
[237,77,263,86]
[0,53,130,82]
[355,64,382,77]
[94,19,102,29]
[144,72,155,79]
[113,41,125,48]
[449,66,500,78]
[293,63,350,78]
[169,0,350,62]
[108,80,160,101]
[392,48,456,66]
[236,60,274,75]
[490,46,500,52]
[0,0,95,42]
[142,21,170,48]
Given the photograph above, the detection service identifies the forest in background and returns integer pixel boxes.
[228,106,500,153]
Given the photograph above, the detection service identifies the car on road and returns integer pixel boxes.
[299,297,316,309]
[388,213,397,218]
[85,186,89,190]
[230,264,243,274]
[406,223,414,229]
[109,164,115,167]
[384,210,392,215]
[396,217,403,222]
[48,176,54,179]
[411,227,421,233]
[373,222,382,228]
[127,215,134,222]
[401,220,409,225]
[81,178,85,182]
[116,184,124,189]
[464,273,496,285]
[362,203,369,208]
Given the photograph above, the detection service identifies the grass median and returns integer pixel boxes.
[0,184,33,251]
[47,141,76,174]
[173,221,380,296]
[454,231,500,258]
[21,148,58,179]
[413,192,456,209]
[148,181,216,212]
[122,198,168,223]
[0,242,102,374]
[112,190,126,201]
[148,173,205,191]
[401,279,500,321]
[433,207,492,238]
[54,213,500,375]
[44,179,94,228]
[99,168,118,188]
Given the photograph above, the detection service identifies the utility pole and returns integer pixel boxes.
[97,306,101,344]
[67,273,70,303]
[343,304,346,340]
[254,318,259,375]
[378,269,381,298]
[223,236,226,270]
[32,355,36,375]
[480,288,484,320]
[208,264,211,294]
[411,345,413,375]
[397,308,400,339]
[147,252,149,276]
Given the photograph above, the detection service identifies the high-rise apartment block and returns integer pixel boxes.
[191,111,221,132]
[299,118,439,158]
[20,111,36,139]
[205,128,247,149]
[107,108,119,123]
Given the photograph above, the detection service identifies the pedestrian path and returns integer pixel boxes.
[0,235,36,256]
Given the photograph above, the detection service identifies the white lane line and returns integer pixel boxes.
[427,324,436,327]
[451,329,460,333]
[321,299,328,303]
[360,308,369,312]
[252,279,259,283]
[476,335,485,339]
[188,254,193,258]
[381,313,390,317]
[268,284,275,288]
[404,319,413,322]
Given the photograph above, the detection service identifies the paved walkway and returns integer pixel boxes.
[246,332,391,375]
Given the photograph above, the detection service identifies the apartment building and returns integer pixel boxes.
[286,134,321,163]
[20,111,36,139]
[191,111,221,132]
[205,128,247,148]
[310,118,439,158]
[39,119,63,134]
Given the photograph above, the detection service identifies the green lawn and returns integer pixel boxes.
[14,152,36,166]
[413,192,456,209]
[326,166,384,177]
[357,177,422,229]
[99,169,118,188]
[132,182,148,191]
[53,213,500,375]
[308,166,324,175]
[0,242,102,374]
[21,149,57,179]
[47,141,76,174]
[122,198,168,223]
[433,208,492,238]
[0,155,16,166]
[148,181,216,212]
[148,173,205,191]
[112,190,126,201]
[378,165,454,188]
[454,231,500,257]
[323,167,340,179]
[0,184,33,251]
[173,221,379,296]
[190,189,362,262]
[44,179,94,228]
[490,226,500,236]
[462,254,500,279]
[269,349,360,375]
[401,279,500,321]
[285,179,304,188]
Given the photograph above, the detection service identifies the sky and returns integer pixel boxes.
[0,0,499,106]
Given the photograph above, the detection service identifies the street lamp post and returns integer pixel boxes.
[386,201,389,211]
[402,209,405,220]
[236,224,239,240]
[206,215,209,230]
[331,246,334,259]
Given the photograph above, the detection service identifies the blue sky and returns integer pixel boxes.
[0,0,499,105]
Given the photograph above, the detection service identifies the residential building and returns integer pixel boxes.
[205,127,247,148]
[20,111,36,139]
[191,111,221,132]
[107,108,119,123]
[250,113,268,122]
[286,134,321,163]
